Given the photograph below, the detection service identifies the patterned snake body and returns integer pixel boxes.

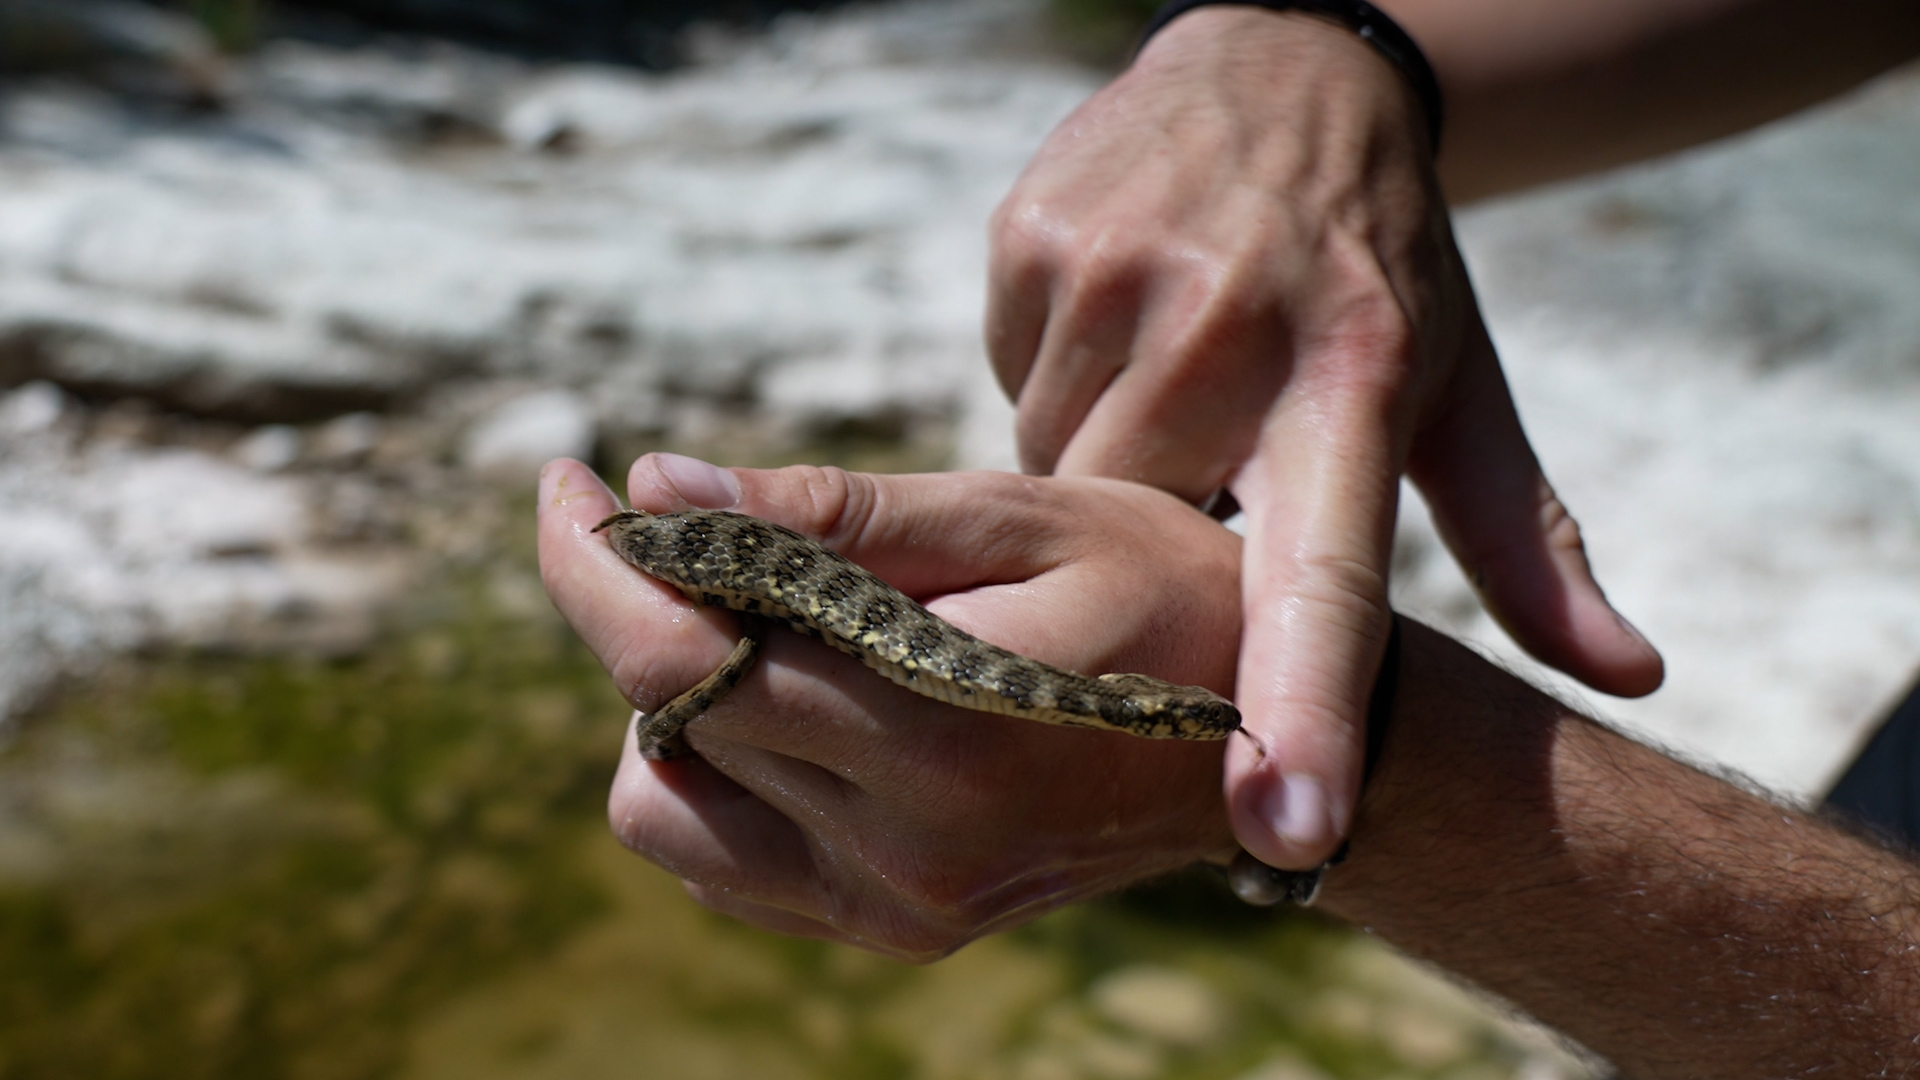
[596,508,1240,759]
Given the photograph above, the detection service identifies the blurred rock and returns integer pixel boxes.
[0,0,228,101]
[0,422,409,726]
[1387,69,1920,796]
[460,388,595,480]
[311,411,382,464]
[0,0,1069,428]
[274,0,852,71]
[96,447,307,556]
[1232,1059,1333,1080]
[231,422,302,471]
[0,7,1079,734]
[252,37,515,142]
[1089,966,1227,1049]
[0,379,64,436]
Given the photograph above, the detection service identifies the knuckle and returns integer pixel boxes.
[819,471,884,553]
[1537,493,1590,556]
[1160,259,1272,357]
[1307,243,1422,378]
[1302,315,1419,407]
[1290,550,1392,619]
[1320,295,1418,360]
[1059,227,1152,312]
[758,464,877,552]
[609,809,690,879]
[1460,487,1590,572]
[988,200,1059,277]
[605,630,696,713]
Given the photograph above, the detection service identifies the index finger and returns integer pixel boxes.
[1226,369,1404,870]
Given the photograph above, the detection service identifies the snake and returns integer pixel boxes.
[594,508,1241,761]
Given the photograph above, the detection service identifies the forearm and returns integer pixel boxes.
[1379,0,1920,198]
[1151,1,1920,200]
[1321,621,1920,1077]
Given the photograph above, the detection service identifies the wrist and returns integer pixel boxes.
[1137,2,1441,152]
[1314,621,1565,921]
[1315,624,1920,1076]
[1129,6,1433,157]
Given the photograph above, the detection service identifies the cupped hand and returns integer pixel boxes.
[538,454,1243,961]
[986,7,1664,869]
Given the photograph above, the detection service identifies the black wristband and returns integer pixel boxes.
[1360,612,1403,786]
[1138,0,1444,153]
[1226,614,1404,906]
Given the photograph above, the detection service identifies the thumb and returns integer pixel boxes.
[628,454,1245,696]
[1409,335,1664,697]
[628,454,1058,599]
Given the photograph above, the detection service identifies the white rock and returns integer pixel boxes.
[955,344,1019,472]
[231,424,302,473]
[1089,966,1227,1048]
[499,68,668,150]
[0,381,65,437]
[0,0,1084,423]
[0,430,410,729]
[1391,70,1920,797]
[83,448,307,558]
[759,345,966,424]
[461,389,596,478]
[312,412,381,464]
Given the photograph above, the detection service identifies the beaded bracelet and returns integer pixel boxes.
[1226,615,1404,906]
[1138,0,1444,152]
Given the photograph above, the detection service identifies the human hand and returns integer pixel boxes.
[537,455,1241,960]
[986,7,1664,869]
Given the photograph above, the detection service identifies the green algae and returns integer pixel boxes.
[189,0,264,52]
[1046,0,1162,66]
[0,582,622,1080]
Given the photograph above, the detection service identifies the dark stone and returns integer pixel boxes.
[1825,671,1920,852]
[253,0,857,69]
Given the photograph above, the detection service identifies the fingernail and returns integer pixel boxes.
[1261,773,1334,851]
[657,453,740,509]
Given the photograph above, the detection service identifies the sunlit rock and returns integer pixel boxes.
[461,388,596,480]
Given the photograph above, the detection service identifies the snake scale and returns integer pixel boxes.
[595,508,1241,761]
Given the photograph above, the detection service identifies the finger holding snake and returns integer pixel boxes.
[537,455,1242,960]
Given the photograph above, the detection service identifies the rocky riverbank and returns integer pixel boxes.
[5,0,1920,793]
[0,0,1083,730]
